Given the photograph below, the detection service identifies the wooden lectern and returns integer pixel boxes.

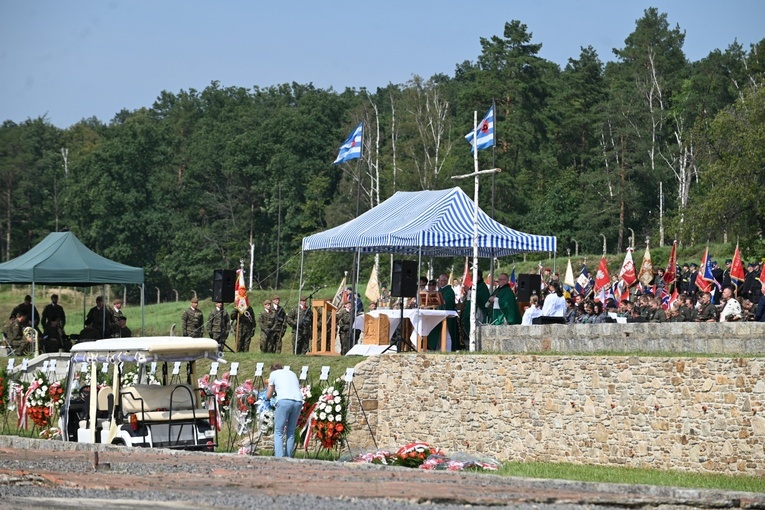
[311,300,339,355]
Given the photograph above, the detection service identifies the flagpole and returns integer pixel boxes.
[489,98,497,292]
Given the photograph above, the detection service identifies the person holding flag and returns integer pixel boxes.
[230,269,255,352]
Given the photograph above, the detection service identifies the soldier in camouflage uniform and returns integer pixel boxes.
[231,305,255,352]
[181,297,205,337]
[3,311,33,355]
[287,297,312,355]
[207,301,230,354]
[258,299,275,353]
[336,301,353,355]
[271,296,288,354]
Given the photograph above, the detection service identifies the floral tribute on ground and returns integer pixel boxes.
[311,381,348,450]
[343,441,501,472]
[198,372,232,429]
[19,371,65,439]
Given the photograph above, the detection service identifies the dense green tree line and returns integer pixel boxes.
[1,9,763,298]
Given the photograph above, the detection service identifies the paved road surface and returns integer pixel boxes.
[0,437,762,509]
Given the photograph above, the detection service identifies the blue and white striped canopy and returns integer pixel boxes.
[302,187,556,257]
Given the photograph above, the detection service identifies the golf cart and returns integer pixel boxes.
[61,337,222,450]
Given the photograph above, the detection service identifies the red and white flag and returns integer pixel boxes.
[234,269,249,313]
[730,243,746,294]
[696,248,712,293]
[594,256,610,292]
[618,249,637,287]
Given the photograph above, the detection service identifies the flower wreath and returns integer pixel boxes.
[311,381,348,450]
[21,371,64,438]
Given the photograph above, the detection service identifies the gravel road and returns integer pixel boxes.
[0,437,763,509]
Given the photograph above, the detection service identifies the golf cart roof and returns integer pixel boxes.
[70,337,221,364]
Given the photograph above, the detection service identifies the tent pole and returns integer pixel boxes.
[32,281,38,354]
[141,283,145,336]
[295,251,305,355]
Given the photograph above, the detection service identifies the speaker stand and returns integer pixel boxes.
[382,305,417,354]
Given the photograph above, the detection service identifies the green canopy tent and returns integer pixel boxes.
[0,232,145,342]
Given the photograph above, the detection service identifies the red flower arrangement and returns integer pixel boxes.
[22,372,64,434]
[311,383,348,450]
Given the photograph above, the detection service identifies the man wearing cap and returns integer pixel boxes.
[231,303,256,353]
[207,300,230,354]
[742,261,763,302]
[86,296,113,339]
[685,263,699,296]
[271,296,288,354]
[287,297,312,355]
[259,299,275,353]
[181,297,205,337]
[722,259,733,289]
[111,298,125,336]
[10,294,39,331]
[678,264,691,295]
[3,311,32,355]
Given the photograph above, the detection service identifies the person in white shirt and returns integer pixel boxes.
[521,295,543,325]
[541,281,567,317]
[719,286,742,322]
[266,364,304,457]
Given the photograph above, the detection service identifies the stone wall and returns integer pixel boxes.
[346,354,765,476]
[479,322,765,355]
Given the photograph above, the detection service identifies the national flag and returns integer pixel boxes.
[660,287,670,310]
[664,241,677,289]
[613,279,627,303]
[234,269,249,313]
[575,264,593,297]
[759,260,765,284]
[464,106,495,153]
[594,256,610,292]
[332,122,363,164]
[667,288,679,310]
[509,267,516,289]
[618,249,637,287]
[365,260,380,303]
[461,257,472,291]
[331,274,347,308]
[730,243,746,294]
[638,246,654,287]
[695,248,713,293]
[564,258,576,290]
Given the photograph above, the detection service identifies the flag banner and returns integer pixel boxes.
[730,244,745,293]
[618,249,637,287]
[660,287,670,310]
[664,241,677,288]
[667,288,679,310]
[759,259,765,284]
[332,122,363,164]
[235,269,249,313]
[638,246,654,287]
[594,256,610,292]
[331,274,347,307]
[614,279,627,303]
[564,258,576,289]
[575,264,593,297]
[509,267,516,289]
[461,257,472,291]
[695,248,713,293]
[464,106,495,153]
[365,261,380,302]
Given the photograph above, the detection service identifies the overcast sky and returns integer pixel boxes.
[1,0,762,128]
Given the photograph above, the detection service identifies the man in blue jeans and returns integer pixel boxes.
[266,363,304,457]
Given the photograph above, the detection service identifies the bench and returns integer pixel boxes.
[120,384,204,422]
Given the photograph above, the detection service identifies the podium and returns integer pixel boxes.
[362,313,390,345]
[311,300,339,356]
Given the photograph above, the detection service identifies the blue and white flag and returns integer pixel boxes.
[333,122,363,164]
[464,106,495,153]
[575,264,593,298]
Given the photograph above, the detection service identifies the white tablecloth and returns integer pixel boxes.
[353,309,459,349]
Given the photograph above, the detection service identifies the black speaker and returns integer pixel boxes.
[516,274,541,302]
[391,260,418,297]
[212,269,235,303]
